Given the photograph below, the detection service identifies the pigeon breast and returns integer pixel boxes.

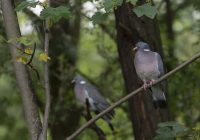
[134,51,160,81]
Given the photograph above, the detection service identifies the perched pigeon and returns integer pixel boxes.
[72,75,115,130]
[133,41,167,108]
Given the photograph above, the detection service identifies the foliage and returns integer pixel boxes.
[1,0,200,139]
[8,36,35,46]
[91,12,107,24]
[15,1,39,11]
[133,3,157,19]
[103,0,123,12]
[38,53,51,62]
[16,1,71,24]
[40,6,71,23]
[126,0,137,5]
[153,121,189,140]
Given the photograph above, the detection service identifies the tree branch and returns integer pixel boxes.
[38,2,51,140]
[66,51,200,140]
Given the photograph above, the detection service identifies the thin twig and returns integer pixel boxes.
[38,1,51,140]
[28,63,40,80]
[26,43,36,65]
[66,51,200,140]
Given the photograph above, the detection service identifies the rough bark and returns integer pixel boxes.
[114,2,169,140]
[1,0,42,140]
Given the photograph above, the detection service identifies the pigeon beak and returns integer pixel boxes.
[133,47,138,52]
[71,79,75,85]
[71,79,76,87]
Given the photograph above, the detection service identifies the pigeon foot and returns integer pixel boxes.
[143,83,148,90]
[149,80,156,86]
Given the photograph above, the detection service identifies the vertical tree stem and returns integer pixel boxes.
[39,1,51,140]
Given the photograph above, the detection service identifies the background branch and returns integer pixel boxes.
[38,2,51,140]
[66,51,200,140]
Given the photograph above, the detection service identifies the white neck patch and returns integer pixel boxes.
[143,49,150,51]
[80,80,86,84]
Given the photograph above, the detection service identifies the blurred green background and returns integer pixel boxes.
[0,0,200,139]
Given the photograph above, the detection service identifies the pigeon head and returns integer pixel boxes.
[71,74,86,85]
[134,42,151,51]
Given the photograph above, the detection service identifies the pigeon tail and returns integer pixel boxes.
[151,86,166,109]
[103,115,114,131]
[108,121,114,131]
[153,99,167,109]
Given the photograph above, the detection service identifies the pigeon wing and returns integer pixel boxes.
[155,52,164,77]
[85,83,114,117]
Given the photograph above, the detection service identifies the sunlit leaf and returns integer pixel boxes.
[133,3,157,19]
[15,1,38,11]
[16,56,28,64]
[40,6,71,23]
[24,48,33,55]
[38,53,51,62]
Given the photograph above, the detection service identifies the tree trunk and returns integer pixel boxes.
[48,0,82,139]
[1,0,42,140]
[114,2,169,140]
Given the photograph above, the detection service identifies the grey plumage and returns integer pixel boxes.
[72,75,115,130]
[134,42,166,108]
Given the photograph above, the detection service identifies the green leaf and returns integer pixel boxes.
[91,12,107,25]
[126,0,137,5]
[158,121,180,127]
[153,134,174,140]
[8,36,35,46]
[15,1,38,11]
[40,6,71,23]
[156,127,172,134]
[114,0,123,7]
[155,121,189,139]
[133,3,157,19]
[18,36,35,46]
[104,0,113,12]
[103,0,123,12]
[38,53,51,62]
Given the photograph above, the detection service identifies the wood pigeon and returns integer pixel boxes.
[72,74,115,131]
[133,41,167,108]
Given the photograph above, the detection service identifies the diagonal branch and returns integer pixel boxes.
[66,51,200,140]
